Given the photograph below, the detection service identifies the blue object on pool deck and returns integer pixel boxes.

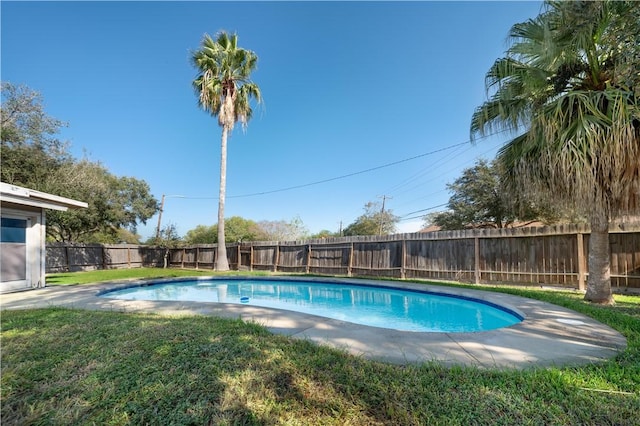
[100,278,522,333]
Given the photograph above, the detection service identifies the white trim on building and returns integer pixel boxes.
[1,182,87,293]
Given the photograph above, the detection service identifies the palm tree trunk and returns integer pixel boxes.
[216,125,230,271]
[584,216,614,305]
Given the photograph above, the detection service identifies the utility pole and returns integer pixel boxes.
[378,195,392,235]
[155,194,166,241]
[155,194,185,241]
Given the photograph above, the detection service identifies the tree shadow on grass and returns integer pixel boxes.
[43,274,70,284]
[1,307,638,425]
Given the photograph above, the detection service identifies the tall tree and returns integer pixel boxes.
[1,82,68,153]
[1,82,71,186]
[1,82,158,242]
[426,159,558,230]
[470,1,640,304]
[431,159,514,230]
[343,201,399,236]
[44,160,158,242]
[191,32,262,271]
[258,216,309,241]
[183,216,268,244]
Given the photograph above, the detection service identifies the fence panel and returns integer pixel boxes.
[607,232,640,288]
[404,239,475,282]
[142,247,165,267]
[309,244,350,275]
[46,244,69,272]
[127,247,143,268]
[277,244,307,273]
[168,248,183,268]
[252,245,277,271]
[227,246,239,270]
[104,245,135,269]
[195,246,216,270]
[479,234,579,286]
[53,244,104,272]
[44,224,640,290]
[351,241,402,278]
[182,248,197,269]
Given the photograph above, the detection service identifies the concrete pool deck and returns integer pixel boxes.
[0,276,627,369]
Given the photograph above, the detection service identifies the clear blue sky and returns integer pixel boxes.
[2,1,544,240]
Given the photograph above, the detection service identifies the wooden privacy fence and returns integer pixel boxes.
[46,243,167,271]
[46,223,640,290]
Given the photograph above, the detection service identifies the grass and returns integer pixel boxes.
[2,270,639,425]
[46,267,270,285]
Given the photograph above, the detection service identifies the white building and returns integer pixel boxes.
[1,182,87,293]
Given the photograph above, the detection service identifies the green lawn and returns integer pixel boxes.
[2,270,639,425]
[46,267,265,285]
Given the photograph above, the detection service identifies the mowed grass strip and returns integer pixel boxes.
[46,268,267,286]
[2,287,639,425]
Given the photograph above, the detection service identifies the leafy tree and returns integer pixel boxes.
[1,81,159,242]
[227,216,269,242]
[90,228,141,244]
[191,32,262,271]
[257,216,308,241]
[1,82,71,186]
[184,225,217,245]
[145,223,182,246]
[1,82,68,153]
[343,201,398,236]
[309,229,341,239]
[184,216,268,244]
[470,1,640,304]
[426,159,558,230]
[430,159,511,230]
[145,223,183,268]
[44,160,158,242]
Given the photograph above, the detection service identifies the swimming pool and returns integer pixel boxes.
[100,278,523,332]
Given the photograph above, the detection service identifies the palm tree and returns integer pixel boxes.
[471,1,639,304]
[192,32,262,270]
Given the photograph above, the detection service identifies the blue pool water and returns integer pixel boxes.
[100,279,522,332]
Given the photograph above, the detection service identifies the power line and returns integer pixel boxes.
[398,203,448,218]
[385,135,510,222]
[382,144,470,196]
[398,214,429,222]
[227,140,472,199]
[227,130,511,199]
[387,137,506,210]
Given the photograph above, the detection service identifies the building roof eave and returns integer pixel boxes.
[0,182,88,211]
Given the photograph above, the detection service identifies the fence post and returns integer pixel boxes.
[306,244,311,274]
[250,245,254,271]
[576,232,586,290]
[273,243,280,272]
[348,242,354,276]
[64,245,71,272]
[401,239,406,279]
[474,236,480,284]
